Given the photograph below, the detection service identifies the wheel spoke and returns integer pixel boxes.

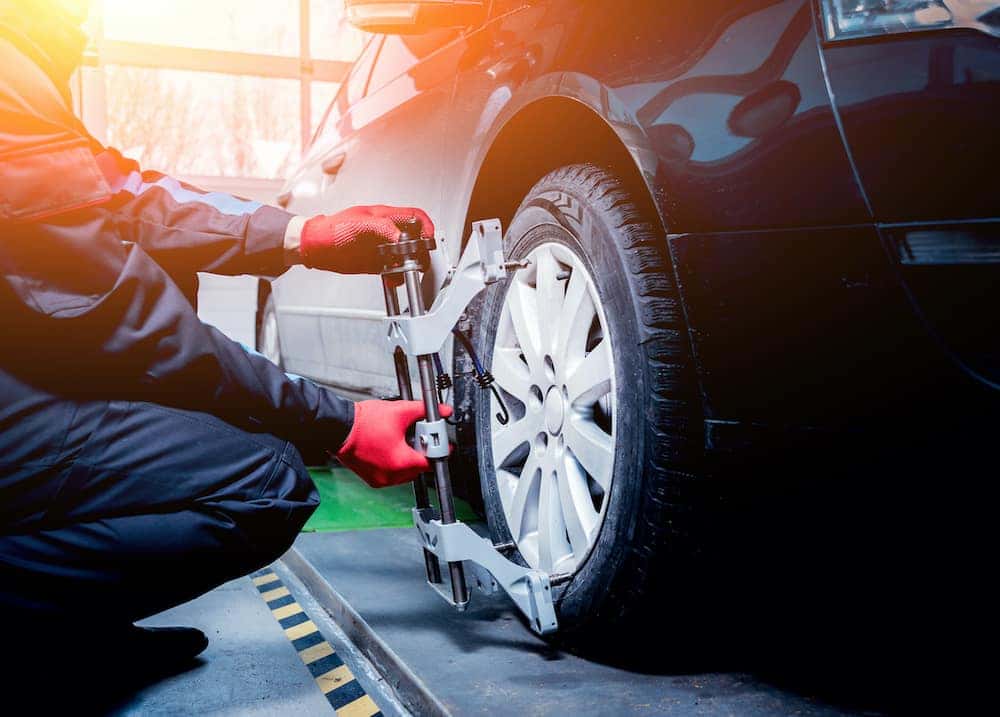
[491,347,532,403]
[534,249,564,357]
[565,419,614,491]
[556,455,598,557]
[495,468,519,507]
[506,280,544,376]
[491,416,536,465]
[566,341,613,406]
[537,469,570,573]
[506,453,541,540]
[553,269,594,368]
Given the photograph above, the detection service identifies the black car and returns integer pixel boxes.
[268,0,1000,634]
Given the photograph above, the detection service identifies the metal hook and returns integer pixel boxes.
[491,383,510,425]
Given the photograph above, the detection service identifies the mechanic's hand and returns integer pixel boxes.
[337,400,452,488]
[299,205,435,274]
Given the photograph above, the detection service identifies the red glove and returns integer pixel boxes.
[299,205,435,273]
[337,400,453,488]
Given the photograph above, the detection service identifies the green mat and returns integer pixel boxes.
[303,467,479,533]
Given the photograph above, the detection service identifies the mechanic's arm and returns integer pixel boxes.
[0,211,437,486]
[93,147,435,281]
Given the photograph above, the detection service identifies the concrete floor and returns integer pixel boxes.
[34,525,913,716]
[107,577,335,716]
[293,529,879,717]
[25,575,338,715]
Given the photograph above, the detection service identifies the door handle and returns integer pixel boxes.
[322,153,347,176]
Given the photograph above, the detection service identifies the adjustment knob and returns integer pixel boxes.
[397,217,423,242]
[377,227,437,274]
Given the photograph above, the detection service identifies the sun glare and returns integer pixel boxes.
[97,0,301,56]
[99,0,192,44]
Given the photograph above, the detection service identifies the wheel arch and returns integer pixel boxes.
[461,79,666,249]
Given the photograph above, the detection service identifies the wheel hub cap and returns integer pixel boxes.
[543,386,565,435]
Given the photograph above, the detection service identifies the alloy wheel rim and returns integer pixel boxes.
[489,242,617,575]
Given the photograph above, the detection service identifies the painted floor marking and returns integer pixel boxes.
[251,567,383,717]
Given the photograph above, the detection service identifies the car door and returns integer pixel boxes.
[272,37,382,382]
[315,29,464,396]
[818,1,1000,385]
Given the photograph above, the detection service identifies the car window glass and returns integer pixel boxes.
[366,29,458,93]
[346,36,383,105]
[310,37,381,151]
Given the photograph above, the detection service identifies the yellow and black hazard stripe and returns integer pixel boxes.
[251,568,383,717]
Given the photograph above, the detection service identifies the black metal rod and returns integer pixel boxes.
[401,263,469,606]
[382,275,441,585]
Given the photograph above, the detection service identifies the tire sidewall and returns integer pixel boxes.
[475,182,648,630]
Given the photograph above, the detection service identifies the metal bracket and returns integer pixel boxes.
[414,418,449,459]
[413,508,559,635]
[386,219,506,358]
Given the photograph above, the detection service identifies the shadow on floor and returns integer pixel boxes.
[553,417,990,714]
[8,656,208,715]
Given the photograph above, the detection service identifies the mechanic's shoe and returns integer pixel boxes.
[12,624,209,705]
[115,625,209,668]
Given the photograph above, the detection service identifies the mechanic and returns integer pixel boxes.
[0,0,444,669]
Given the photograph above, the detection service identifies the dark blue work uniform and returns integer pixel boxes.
[0,24,353,624]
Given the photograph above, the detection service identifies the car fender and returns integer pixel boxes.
[425,72,663,291]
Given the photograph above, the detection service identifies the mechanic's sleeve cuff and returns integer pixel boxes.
[245,205,297,275]
[283,215,307,266]
[335,401,363,459]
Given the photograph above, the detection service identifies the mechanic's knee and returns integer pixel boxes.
[280,442,319,506]
[260,441,319,520]
[209,441,319,569]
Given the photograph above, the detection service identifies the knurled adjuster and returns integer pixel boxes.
[414,418,449,459]
[378,236,437,273]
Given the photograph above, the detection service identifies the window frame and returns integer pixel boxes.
[309,34,383,148]
[348,35,386,105]
[363,27,468,97]
[77,0,359,180]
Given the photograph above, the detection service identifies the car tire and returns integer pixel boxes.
[257,294,284,370]
[474,163,705,636]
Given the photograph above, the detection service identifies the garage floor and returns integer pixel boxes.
[17,575,337,716]
[39,568,403,717]
[58,469,911,715]
[112,576,338,716]
[303,469,477,533]
[291,529,877,717]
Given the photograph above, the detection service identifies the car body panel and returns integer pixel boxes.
[279,31,462,394]
[442,0,869,248]
[820,24,1000,389]
[821,28,1000,223]
[270,0,998,435]
[439,0,885,426]
[668,225,958,425]
[559,0,870,231]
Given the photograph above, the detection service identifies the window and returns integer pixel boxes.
[365,30,458,94]
[104,68,300,179]
[346,37,382,105]
[311,81,341,138]
[102,0,300,55]
[80,1,367,180]
[310,0,368,62]
[307,37,379,154]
